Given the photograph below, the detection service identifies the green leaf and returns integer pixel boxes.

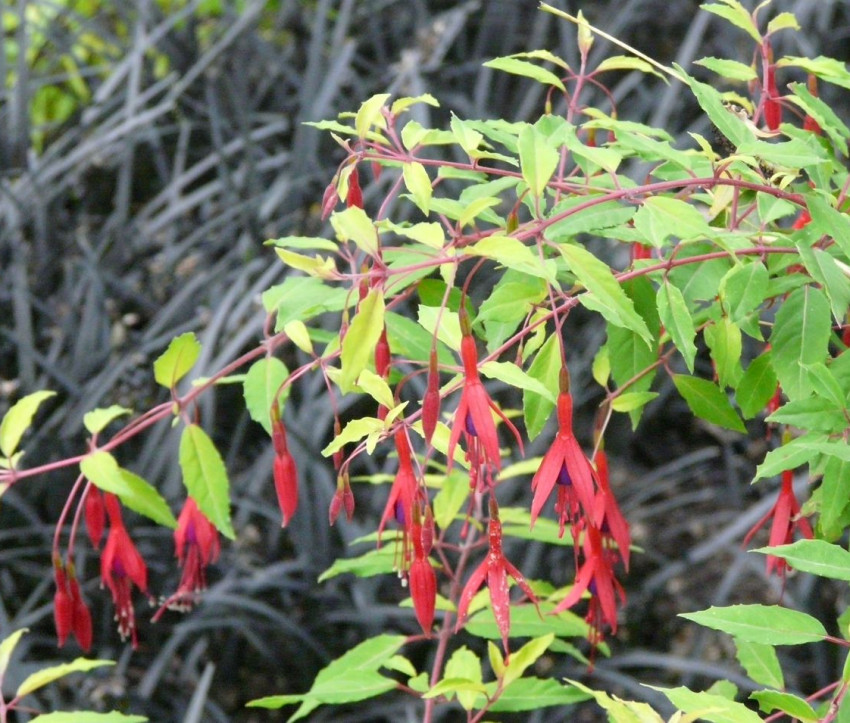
[17,658,115,699]
[354,93,390,138]
[80,451,177,529]
[719,262,769,324]
[559,243,652,344]
[179,424,235,539]
[444,646,483,710]
[465,602,588,641]
[767,396,846,433]
[649,684,763,723]
[777,56,850,91]
[796,245,850,324]
[633,196,711,247]
[83,406,133,436]
[390,93,439,115]
[547,197,634,238]
[672,375,746,432]
[769,285,832,400]
[704,317,743,389]
[318,544,397,582]
[0,628,27,680]
[753,434,825,480]
[0,391,56,457]
[153,332,201,389]
[767,11,800,34]
[750,691,817,722]
[31,713,148,723]
[595,55,662,78]
[263,276,350,330]
[820,457,850,540]
[330,206,379,257]
[700,1,760,41]
[737,354,778,419]
[243,358,290,435]
[694,57,757,82]
[402,162,432,214]
[466,237,555,281]
[247,634,405,720]
[788,81,850,155]
[480,361,555,402]
[680,604,827,645]
[340,288,385,393]
[610,391,659,413]
[418,307,461,352]
[734,639,783,689]
[432,469,470,530]
[568,680,663,722]
[489,677,590,712]
[502,634,554,688]
[657,282,696,372]
[483,56,565,92]
[523,334,562,441]
[518,124,560,199]
[322,417,384,456]
[754,539,850,581]
[678,65,753,148]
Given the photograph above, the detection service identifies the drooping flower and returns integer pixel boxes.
[346,166,363,208]
[421,347,441,446]
[101,494,148,647]
[803,75,822,134]
[743,468,813,578]
[408,504,437,636]
[554,522,626,647]
[84,485,105,549]
[53,559,93,651]
[530,373,598,534]
[456,499,538,657]
[378,429,420,572]
[272,409,298,527]
[329,472,355,526]
[68,574,93,652]
[591,450,631,571]
[447,319,523,478]
[763,43,782,131]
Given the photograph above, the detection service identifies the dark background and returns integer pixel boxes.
[1,1,849,720]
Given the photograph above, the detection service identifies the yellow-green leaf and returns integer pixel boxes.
[0,391,56,457]
[330,206,379,257]
[243,357,290,435]
[17,658,114,699]
[179,424,235,539]
[403,162,432,215]
[355,93,390,138]
[153,332,201,389]
[340,288,385,393]
[83,406,133,436]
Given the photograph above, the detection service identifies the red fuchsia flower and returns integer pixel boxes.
[554,522,626,648]
[631,243,652,262]
[329,472,355,526]
[174,498,219,603]
[763,43,782,131]
[101,493,148,647]
[421,348,441,446]
[591,449,631,571]
[84,485,105,549]
[53,559,93,651]
[743,468,814,578]
[803,75,822,134]
[346,166,363,208]
[456,499,538,657]
[792,209,811,230]
[378,429,420,572]
[530,371,598,537]
[408,504,437,636]
[447,316,523,479]
[272,408,298,527]
[320,180,339,220]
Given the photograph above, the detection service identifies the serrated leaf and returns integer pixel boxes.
[0,390,56,457]
[483,56,565,91]
[657,282,696,372]
[480,360,555,402]
[737,354,777,419]
[179,424,234,539]
[777,56,850,90]
[735,639,783,689]
[444,646,482,710]
[633,196,711,247]
[750,691,817,721]
[383,220,445,249]
[753,434,825,480]
[417,306,461,352]
[263,276,350,330]
[274,248,336,278]
[330,206,379,257]
[31,713,147,723]
[153,332,201,389]
[243,357,290,435]
[680,604,827,644]
[318,544,397,582]
[503,634,554,688]
[754,539,850,581]
[704,317,743,389]
[403,162,432,214]
[489,677,590,712]
[457,197,502,228]
[700,2,760,42]
[821,457,850,539]
[340,289,385,393]
[80,451,177,528]
[83,406,133,436]
[390,93,439,115]
[694,57,757,82]
[355,93,390,138]
[465,601,588,641]
[649,684,763,723]
[610,391,659,413]
[559,243,652,343]
[769,285,832,400]
[518,124,560,199]
[17,658,114,699]
[720,262,769,324]
[678,65,753,148]
[467,237,555,281]
[672,375,746,432]
[787,81,850,155]
[796,245,850,324]
[596,55,662,77]
[766,11,800,34]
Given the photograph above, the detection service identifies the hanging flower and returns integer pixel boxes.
[329,472,355,526]
[743,468,813,578]
[456,499,537,657]
[421,348,441,446]
[84,485,105,549]
[378,429,420,572]
[53,559,93,651]
[272,409,298,527]
[447,315,523,479]
[591,450,631,571]
[101,494,148,647]
[763,42,782,131]
[530,371,598,534]
[408,504,437,636]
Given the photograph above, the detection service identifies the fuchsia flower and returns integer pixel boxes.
[272,409,299,527]
[329,473,355,526]
[408,504,437,636]
[763,42,782,131]
[447,319,523,480]
[554,523,626,647]
[54,559,92,651]
[592,450,631,571]
[378,429,420,571]
[456,499,538,657]
[530,379,597,535]
[744,468,813,578]
[101,493,148,647]
[421,348,441,446]
[84,485,105,549]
